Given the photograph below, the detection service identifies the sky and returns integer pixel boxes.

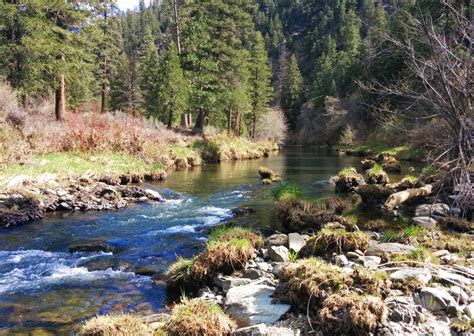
[116,0,150,11]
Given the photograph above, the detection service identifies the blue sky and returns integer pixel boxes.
[116,0,150,10]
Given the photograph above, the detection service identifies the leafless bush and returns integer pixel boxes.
[361,1,473,213]
[255,107,288,144]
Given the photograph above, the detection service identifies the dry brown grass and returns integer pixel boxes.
[318,291,386,336]
[276,198,351,232]
[275,258,351,315]
[438,217,474,233]
[78,314,155,336]
[165,298,236,336]
[351,267,391,297]
[300,228,370,256]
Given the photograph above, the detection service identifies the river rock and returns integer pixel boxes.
[0,195,43,228]
[385,296,425,324]
[243,269,269,280]
[265,234,288,247]
[217,276,254,293]
[366,242,416,257]
[390,268,432,285]
[464,302,474,319]
[68,241,117,253]
[415,203,450,217]
[411,216,437,228]
[288,233,306,253]
[433,269,472,286]
[144,189,164,201]
[268,245,289,262]
[415,287,455,312]
[449,286,469,303]
[225,284,291,326]
[356,255,381,269]
[335,255,349,267]
[232,324,268,336]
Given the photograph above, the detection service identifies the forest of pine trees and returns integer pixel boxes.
[0,0,471,143]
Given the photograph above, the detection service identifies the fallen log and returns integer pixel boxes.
[384,184,434,211]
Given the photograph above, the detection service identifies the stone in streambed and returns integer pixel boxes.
[415,287,456,312]
[411,216,437,228]
[366,242,416,257]
[415,203,450,217]
[68,241,117,253]
[265,234,288,247]
[232,324,268,336]
[225,283,291,326]
[268,245,289,262]
[288,233,306,253]
[389,268,432,285]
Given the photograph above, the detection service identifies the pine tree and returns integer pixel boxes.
[282,54,303,130]
[155,43,188,129]
[248,32,273,138]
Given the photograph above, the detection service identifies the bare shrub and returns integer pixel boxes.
[339,124,357,146]
[0,81,19,120]
[255,107,288,144]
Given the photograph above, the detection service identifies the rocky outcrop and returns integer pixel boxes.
[334,168,366,193]
[0,194,43,227]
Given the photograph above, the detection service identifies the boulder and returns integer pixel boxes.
[464,302,474,319]
[265,234,288,248]
[68,241,116,253]
[366,242,416,257]
[225,284,291,326]
[144,189,165,201]
[411,216,437,228]
[0,195,43,228]
[433,269,472,286]
[415,203,450,217]
[355,184,393,207]
[243,269,269,280]
[361,159,376,170]
[415,287,455,312]
[288,233,306,253]
[216,276,254,293]
[385,296,425,324]
[389,268,432,285]
[268,245,289,262]
[449,286,469,303]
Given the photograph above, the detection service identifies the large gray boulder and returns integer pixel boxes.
[226,283,291,326]
[415,287,455,312]
[415,203,450,217]
[288,233,306,253]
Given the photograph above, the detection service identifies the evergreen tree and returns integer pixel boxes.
[282,54,303,130]
[155,43,188,129]
[248,32,273,138]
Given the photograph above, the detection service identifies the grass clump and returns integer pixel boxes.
[351,267,390,297]
[337,167,360,178]
[166,227,260,292]
[209,226,263,248]
[450,318,474,333]
[366,164,389,185]
[402,175,418,183]
[419,231,473,257]
[170,145,202,167]
[165,298,236,336]
[275,258,351,315]
[380,226,426,244]
[257,166,281,182]
[301,228,370,256]
[272,183,304,200]
[78,314,154,336]
[318,291,386,336]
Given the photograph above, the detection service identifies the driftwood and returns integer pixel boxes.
[384,184,433,212]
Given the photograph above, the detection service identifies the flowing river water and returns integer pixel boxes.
[0,149,412,335]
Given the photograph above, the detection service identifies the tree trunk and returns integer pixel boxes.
[167,105,173,129]
[193,110,206,134]
[100,81,107,114]
[55,74,66,121]
[100,6,108,114]
[251,109,257,139]
[384,185,434,212]
[173,0,181,55]
[227,107,232,135]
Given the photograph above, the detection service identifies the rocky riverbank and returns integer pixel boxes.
[0,171,166,228]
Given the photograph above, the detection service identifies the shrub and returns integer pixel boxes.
[318,292,386,336]
[255,107,288,144]
[300,228,370,256]
[165,298,236,336]
[78,314,154,336]
[338,124,357,147]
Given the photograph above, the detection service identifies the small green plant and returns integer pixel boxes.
[289,250,298,262]
[402,175,418,183]
[271,183,304,200]
[367,163,384,174]
[380,230,399,243]
[402,225,425,238]
[421,165,438,176]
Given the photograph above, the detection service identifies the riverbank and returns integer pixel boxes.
[0,135,278,228]
[75,166,473,336]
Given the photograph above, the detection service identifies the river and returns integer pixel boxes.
[0,149,410,335]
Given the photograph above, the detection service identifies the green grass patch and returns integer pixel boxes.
[402,174,418,183]
[367,163,384,174]
[0,151,164,180]
[337,167,360,178]
[272,183,304,200]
